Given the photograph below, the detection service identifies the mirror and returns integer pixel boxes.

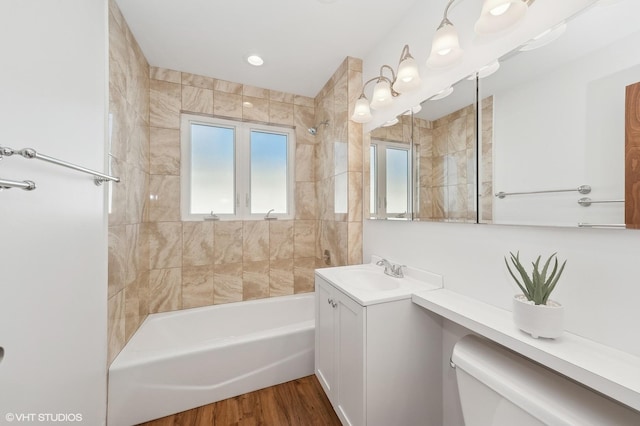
[367,114,413,220]
[479,0,640,229]
[365,78,479,223]
[412,78,478,223]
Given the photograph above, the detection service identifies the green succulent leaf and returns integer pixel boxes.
[543,259,567,304]
[505,256,529,298]
[504,251,567,305]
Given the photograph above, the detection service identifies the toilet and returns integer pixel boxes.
[452,335,640,426]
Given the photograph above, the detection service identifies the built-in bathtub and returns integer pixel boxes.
[107,293,315,426]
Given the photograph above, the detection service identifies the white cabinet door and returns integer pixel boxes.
[335,291,365,426]
[315,277,336,396]
[315,275,367,426]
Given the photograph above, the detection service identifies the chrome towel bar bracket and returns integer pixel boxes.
[578,223,626,228]
[0,178,36,191]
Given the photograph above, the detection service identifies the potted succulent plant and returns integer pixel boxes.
[505,251,567,339]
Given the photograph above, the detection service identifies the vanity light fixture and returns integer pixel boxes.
[475,0,528,35]
[519,22,567,51]
[427,0,531,70]
[350,44,422,124]
[427,0,463,69]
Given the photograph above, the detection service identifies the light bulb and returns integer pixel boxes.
[490,2,511,16]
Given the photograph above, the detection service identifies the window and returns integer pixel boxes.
[370,140,411,219]
[181,114,295,220]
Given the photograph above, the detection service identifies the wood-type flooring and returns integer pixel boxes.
[138,375,342,426]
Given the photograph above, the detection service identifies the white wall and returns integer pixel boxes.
[364,219,640,423]
[0,1,108,424]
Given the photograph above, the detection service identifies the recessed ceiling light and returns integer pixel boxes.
[247,55,264,66]
[242,101,254,108]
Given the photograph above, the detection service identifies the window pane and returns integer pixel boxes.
[250,130,288,214]
[190,123,235,214]
[370,145,377,215]
[386,148,409,215]
[335,172,347,214]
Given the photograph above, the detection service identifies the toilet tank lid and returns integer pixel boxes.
[452,335,640,426]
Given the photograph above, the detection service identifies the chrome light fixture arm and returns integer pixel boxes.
[350,44,421,123]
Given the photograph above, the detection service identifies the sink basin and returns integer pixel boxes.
[337,268,401,291]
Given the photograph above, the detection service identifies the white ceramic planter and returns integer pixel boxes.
[512,294,564,339]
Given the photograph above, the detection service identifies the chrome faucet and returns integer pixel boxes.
[264,209,277,220]
[376,258,405,278]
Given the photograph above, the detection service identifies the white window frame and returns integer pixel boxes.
[180,114,295,221]
[370,139,412,219]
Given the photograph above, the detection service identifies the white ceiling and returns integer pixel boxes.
[115,0,421,98]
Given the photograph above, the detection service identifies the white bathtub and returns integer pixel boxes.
[107,293,315,426]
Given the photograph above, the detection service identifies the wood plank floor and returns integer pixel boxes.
[138,375,342,426]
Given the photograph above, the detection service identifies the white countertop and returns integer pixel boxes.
[315,260,442,306]
[412,288,640,412]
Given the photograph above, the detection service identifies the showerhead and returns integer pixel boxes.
[308,119,329,135]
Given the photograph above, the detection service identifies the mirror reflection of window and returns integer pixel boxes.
[386,147,410,216]
[370,140,411,219]
[370,145,377,216]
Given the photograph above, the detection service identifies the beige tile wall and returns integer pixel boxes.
[146,66,319,314]
[108,2,365,364]
[415,104,477,222]
[314,57,364,267]
[480,96,494,222]
[108,0,150,364]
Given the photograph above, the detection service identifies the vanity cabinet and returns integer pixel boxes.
[315,274,443,426]
[316,276,366,425]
